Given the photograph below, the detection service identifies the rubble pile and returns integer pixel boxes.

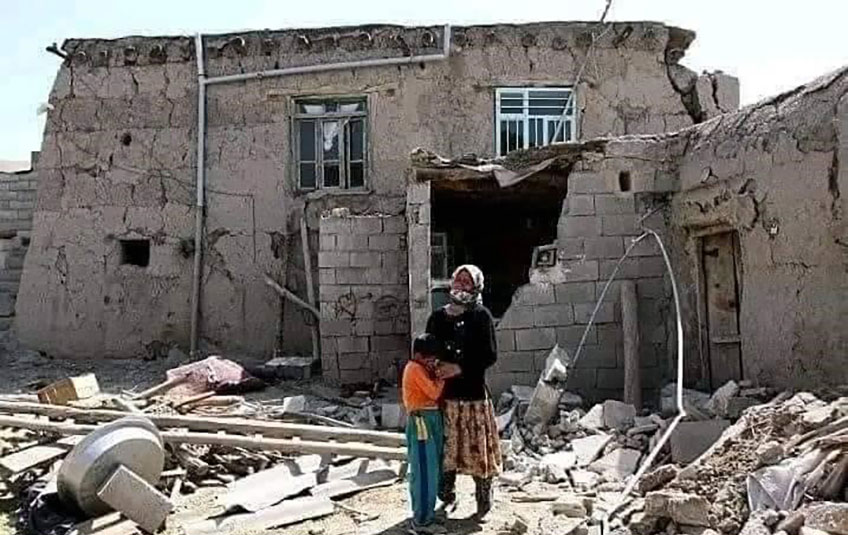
[615,391,848,535]
[0,362,405,535]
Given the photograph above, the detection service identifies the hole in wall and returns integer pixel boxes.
[618,171,632,192]
[120,239,150,267]
[121,133,132,146]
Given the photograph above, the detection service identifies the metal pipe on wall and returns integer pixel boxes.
[190,33,207,357]
[189,26,452,354]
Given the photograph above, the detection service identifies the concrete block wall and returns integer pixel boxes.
[0,167,38,335]
[490,167,672,404]
[318,214,410,384]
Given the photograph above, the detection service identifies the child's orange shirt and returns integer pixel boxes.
[402,360,444,411]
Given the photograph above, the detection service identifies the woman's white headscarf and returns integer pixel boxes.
[449,264,484,307]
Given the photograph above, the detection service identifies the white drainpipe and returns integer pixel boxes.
[189,26,452,355]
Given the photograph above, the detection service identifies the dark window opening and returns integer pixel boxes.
[618,171,632,192]
[120,239,150,267]
[431,179,565,318]
[294,97,367,190]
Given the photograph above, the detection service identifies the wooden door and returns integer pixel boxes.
[701,232,743,388]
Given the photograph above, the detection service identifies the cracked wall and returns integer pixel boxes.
[671,66,848,389]
[17,21,732,360]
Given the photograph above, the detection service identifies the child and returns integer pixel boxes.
[403,333,446,533]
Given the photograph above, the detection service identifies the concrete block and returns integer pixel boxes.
[568,368,596,391]
[497,352,535,373]
[335,268,370,285]
[637,257,667,278]
[320,319,353,337]
[335,234,369,251]
[514,284,556,306]
[407,183,430,204]
[338,352,369,371]
[561,260,599,282]
[382,217,406,235]
[368,235,400,251]
[645,490,710,527]
[581,345,618,369]
[496,330,516,352]
[670,420,730,463]
[571,433,612,466]
[564,195,595,216]
[559,216,602,238]
[498,306,535,329]
[350,252,381,268]
[0,293,14,317]
[337,336,369,354]
[628,237,661,257]
[596,367,624,388]
[320,217,351,234]
[533,304,574,327]
[573,302,615,324]
[339,368,373,384]
[350,217,383,234]
[372,335,407,351]
[569,172,608,194]
[594,194,636,214]
[588,448,641,481]
[558,238,584,258]
[601,215,640,236]
[524,380,563,427]
[319,268,336,285]
[557,325,596,346]
[555,282,595,303]
[317,251,350,268]
[96,465,173,534]
[515,328,556,351]
[603,399,636,430]
[584,237,624,259]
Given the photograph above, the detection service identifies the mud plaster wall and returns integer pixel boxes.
[488,139,679,403]
[17,21,730,359]
[671,67,848,389]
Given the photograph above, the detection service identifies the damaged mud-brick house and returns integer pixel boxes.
[14,19,847,403]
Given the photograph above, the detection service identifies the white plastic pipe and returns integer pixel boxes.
[189,26,452,354]
[190,33,206,357]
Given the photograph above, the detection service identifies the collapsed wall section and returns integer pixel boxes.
[490,141,680,403]
[318,213,410,384]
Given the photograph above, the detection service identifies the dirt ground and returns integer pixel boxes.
[0,338,564,535]
[167,476,559,535]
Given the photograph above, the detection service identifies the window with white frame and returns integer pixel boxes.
[495,87,576,156]
[294,97,367,190]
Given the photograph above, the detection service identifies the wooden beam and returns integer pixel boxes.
[264,275,320,319]
[132,376,187,400]
[300,213,321,365]
[0,415,405,460]
[621,280,642,409]
[0,401,404,446]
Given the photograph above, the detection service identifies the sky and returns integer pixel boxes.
[1,0,846,162]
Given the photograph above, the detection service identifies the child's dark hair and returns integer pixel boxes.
[412,333,440,357]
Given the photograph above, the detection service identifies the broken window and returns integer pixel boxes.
[495,87,576,156]
[294,98,367,190]
[119,239,150,267]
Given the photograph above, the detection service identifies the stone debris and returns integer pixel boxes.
[670,419,730,463]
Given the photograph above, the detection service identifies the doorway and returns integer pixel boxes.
[700,231,743,388]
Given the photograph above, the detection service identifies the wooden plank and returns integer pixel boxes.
[621,280,641,409]
[0,401,404,446]
[0,435,81,477]
[132,376,187,400]
[301,213,321,365]
[0,415,407,460]
[264,275,320,318]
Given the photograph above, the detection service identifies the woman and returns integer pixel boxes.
[426,264,501,518]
